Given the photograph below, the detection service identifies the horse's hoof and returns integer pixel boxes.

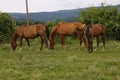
[19,48,22,51]
[102,48,105,51]
[94,49,97,51]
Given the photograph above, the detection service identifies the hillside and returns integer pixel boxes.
[9,8,82,22]
[9,5,120,22]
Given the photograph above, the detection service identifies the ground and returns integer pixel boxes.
[0,38,120,80]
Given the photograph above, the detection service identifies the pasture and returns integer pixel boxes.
[0,38,120,80]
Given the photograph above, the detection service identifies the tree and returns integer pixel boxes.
[77,5,120,39]
[0,13,16,43]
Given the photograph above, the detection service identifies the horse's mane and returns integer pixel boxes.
[20,24,29,27]
[85,24,92,44]
[50,25,58,41]
[11,31,18,41]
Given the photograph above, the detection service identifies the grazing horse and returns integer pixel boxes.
[11,24,49,51]
[49,22,86,49]
[85,23,105,53]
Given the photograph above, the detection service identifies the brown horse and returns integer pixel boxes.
[85,23,105,53]
[49,22,86,49]
[11,24,49,51]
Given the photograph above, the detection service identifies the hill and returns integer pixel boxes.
[9,5,120,22]
[9,8,82,22]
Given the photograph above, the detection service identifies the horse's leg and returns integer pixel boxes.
[19,37,23,50]
[42,34,49,49]
[40,36,44,50]
[90,39,93,53]
[90,36,94,53]
[78,32,87,49]
[60,35,65,49]
[25,38,31,49]
[83,35,87,48]
[45,37,48,48]
[101,34,105,51]
[94,36,99,51]
[77,33,82,48]
[88,40,92,53]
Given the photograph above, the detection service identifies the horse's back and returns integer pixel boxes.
[51,22,85,36]
[36,24,46,29]
[92,24,105,35]
[16,24,39,38]
[56,22,76,35]
[72,22,83,26]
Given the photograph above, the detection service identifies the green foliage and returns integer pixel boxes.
[15,19,44,26]
[0,12,16,43]
[77,6,120,38]
[46,21,56,31]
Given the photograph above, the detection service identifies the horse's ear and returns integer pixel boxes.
[81,24,86,28]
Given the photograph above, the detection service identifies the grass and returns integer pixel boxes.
[0,38,120,80]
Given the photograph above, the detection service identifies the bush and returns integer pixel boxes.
[0,12,16,43]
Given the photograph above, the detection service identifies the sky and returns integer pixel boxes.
[0,0,120,13]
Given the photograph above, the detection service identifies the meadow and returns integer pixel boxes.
[0,38,120,80]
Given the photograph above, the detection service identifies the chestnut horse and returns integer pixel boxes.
[11,24,49,51]
[49,22,86,49]
[85,23,105,53]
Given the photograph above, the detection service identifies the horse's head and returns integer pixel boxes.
[49,26,57,50]
[75,23,86,32]
[49,34,55,49]
[11,41,17,51]
[80,24,86,30]
[11,32,18,51]
[49,39,55,50]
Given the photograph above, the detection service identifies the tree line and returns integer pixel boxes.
[0,5,120,43]
[77,5,120,40]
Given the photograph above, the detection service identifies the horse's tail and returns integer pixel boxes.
[45,25,50,39]
[85,25,91,44]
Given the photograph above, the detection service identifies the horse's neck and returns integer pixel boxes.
[12,32,18,42]
[50,32,55,41]
[50,27,57,41]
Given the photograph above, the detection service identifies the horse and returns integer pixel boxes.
[49,22,86,49]
[11,24,49,51]
[85,23,105,53]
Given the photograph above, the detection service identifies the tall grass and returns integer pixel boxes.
[0,38,120,80]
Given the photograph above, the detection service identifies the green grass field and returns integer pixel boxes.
[0,38,120,80]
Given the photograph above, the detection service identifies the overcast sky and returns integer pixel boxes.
[0,0,120,13]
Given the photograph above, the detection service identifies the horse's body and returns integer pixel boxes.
[85,23,105,53]
[11,24,49,51]
[49,22,86,49]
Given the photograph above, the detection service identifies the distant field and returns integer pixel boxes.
[0,38,120,80]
